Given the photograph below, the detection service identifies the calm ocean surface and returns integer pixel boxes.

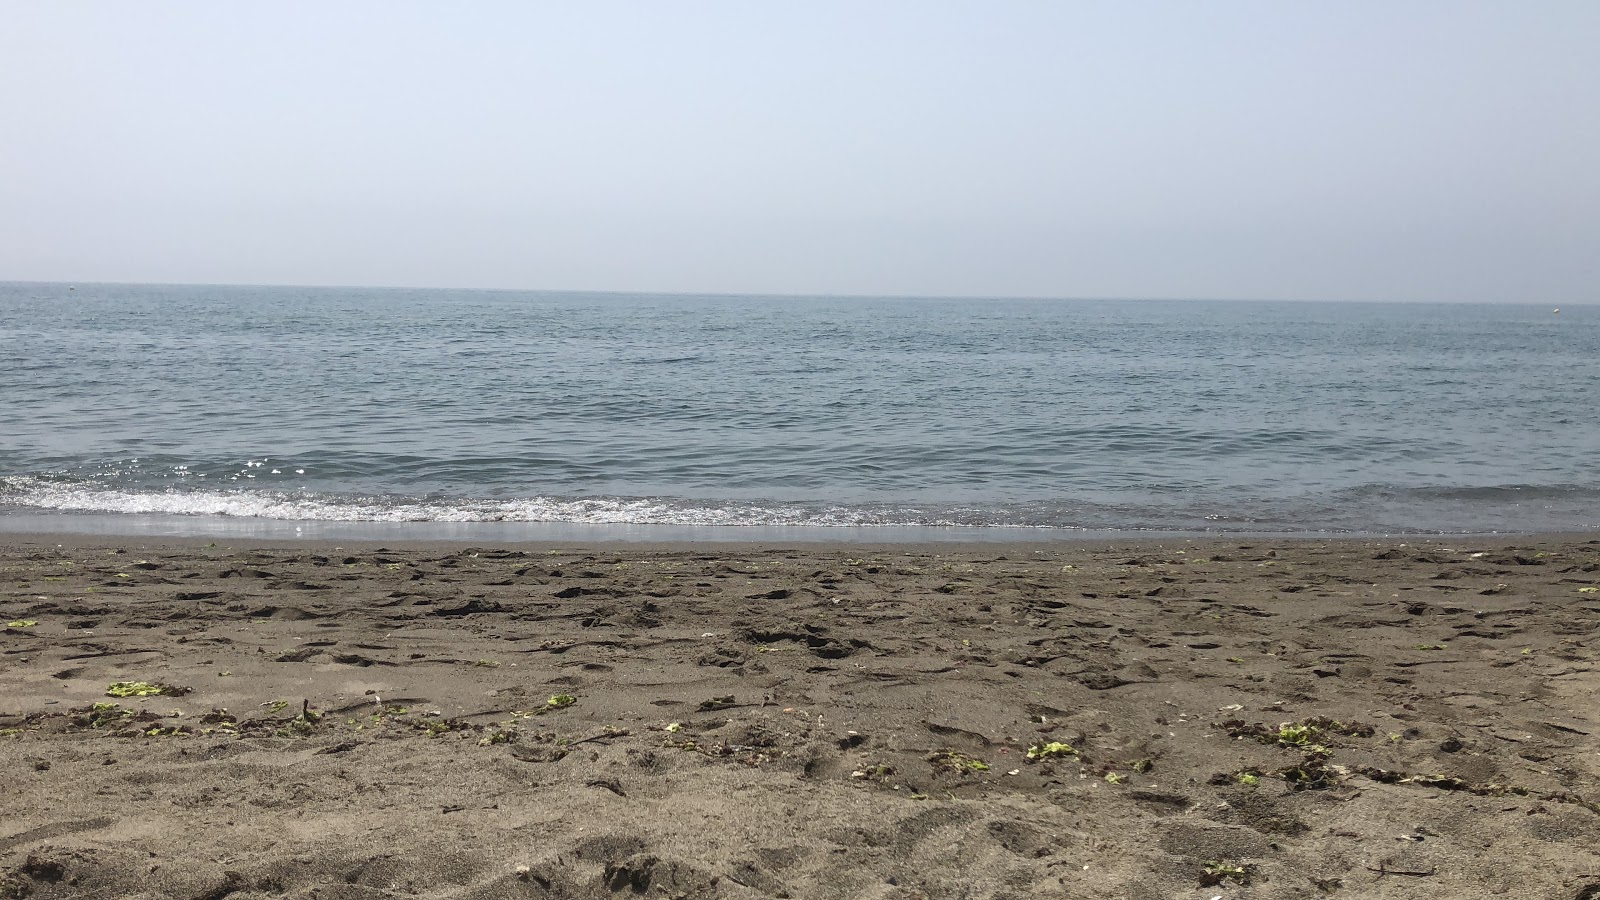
[2,282,1596,538]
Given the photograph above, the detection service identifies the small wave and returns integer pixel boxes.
[3,476,1596,535]
[1338,483,1600,503]
[624,355,705,366]
[0,478,989,527]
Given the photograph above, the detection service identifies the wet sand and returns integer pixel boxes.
[2,535,1597,899]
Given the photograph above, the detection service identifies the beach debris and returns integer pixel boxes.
[930,750,991,773]
[279,700,324,736]
[1026,741,1077,761]
[1200,861,1255,886]
[569,726,629,748]
[422,718,458,737]
[1220,716,1374,752]
[1364,862,1437,878]
[274,647,322,662]
[850,764,896,780]
[1354,766,1528,796]
[106,680,189,698]
[586,777,627,796]
[199,710,238,734]
[510,743,569,763]
[1279,758,1345,791]
[478,727,517,746]
[1276,723,1320,749]
[86,702,134,728]
[1104,772,1127,784]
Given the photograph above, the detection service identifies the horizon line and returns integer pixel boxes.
[0,277,1586,307]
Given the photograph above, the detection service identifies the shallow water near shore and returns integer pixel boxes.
[3,282,1597,536]
[0,511,1107,543]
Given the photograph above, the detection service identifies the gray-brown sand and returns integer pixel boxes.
[2,536,1598,899]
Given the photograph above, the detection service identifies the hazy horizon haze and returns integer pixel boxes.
[3,2,1596,303]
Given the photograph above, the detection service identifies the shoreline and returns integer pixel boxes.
[3,536,1598,897]
[2,511,1595,546]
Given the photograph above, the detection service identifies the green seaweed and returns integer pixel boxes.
[931,750,991,773]
[1276,723,1315,746]
[1025,741,1076,760]
[850,764,895,779]
[1201,861,1255,886]
[1220,716,1373,754]
[88,702,134,728]
[477,727,517,746]
[284,702,323,735]
[1277,756,1342,791]
[107,681,187,698]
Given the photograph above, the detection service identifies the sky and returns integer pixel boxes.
[2,2,1597,303]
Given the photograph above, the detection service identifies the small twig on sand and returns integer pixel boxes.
[1365,863,1437,878]
[585,778,627,797]
[570,728,630,747]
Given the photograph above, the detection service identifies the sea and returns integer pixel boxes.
[1,282,1595,541]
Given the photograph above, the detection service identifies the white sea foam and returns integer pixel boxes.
[8,475,1588,534]
[0,477,941,527]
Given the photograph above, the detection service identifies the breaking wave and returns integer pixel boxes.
[4,476,1596,534]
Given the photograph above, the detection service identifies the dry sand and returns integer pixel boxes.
[1,535,1598,899]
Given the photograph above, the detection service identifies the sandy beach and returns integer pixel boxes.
[1,535,1597,899]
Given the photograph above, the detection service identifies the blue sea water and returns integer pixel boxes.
[1,282,1596,538]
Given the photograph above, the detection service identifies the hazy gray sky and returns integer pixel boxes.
[2,2,1596,302]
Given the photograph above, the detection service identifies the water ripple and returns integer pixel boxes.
[2,284,1598,533]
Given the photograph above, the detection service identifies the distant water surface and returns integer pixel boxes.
[2,282,1596,536]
